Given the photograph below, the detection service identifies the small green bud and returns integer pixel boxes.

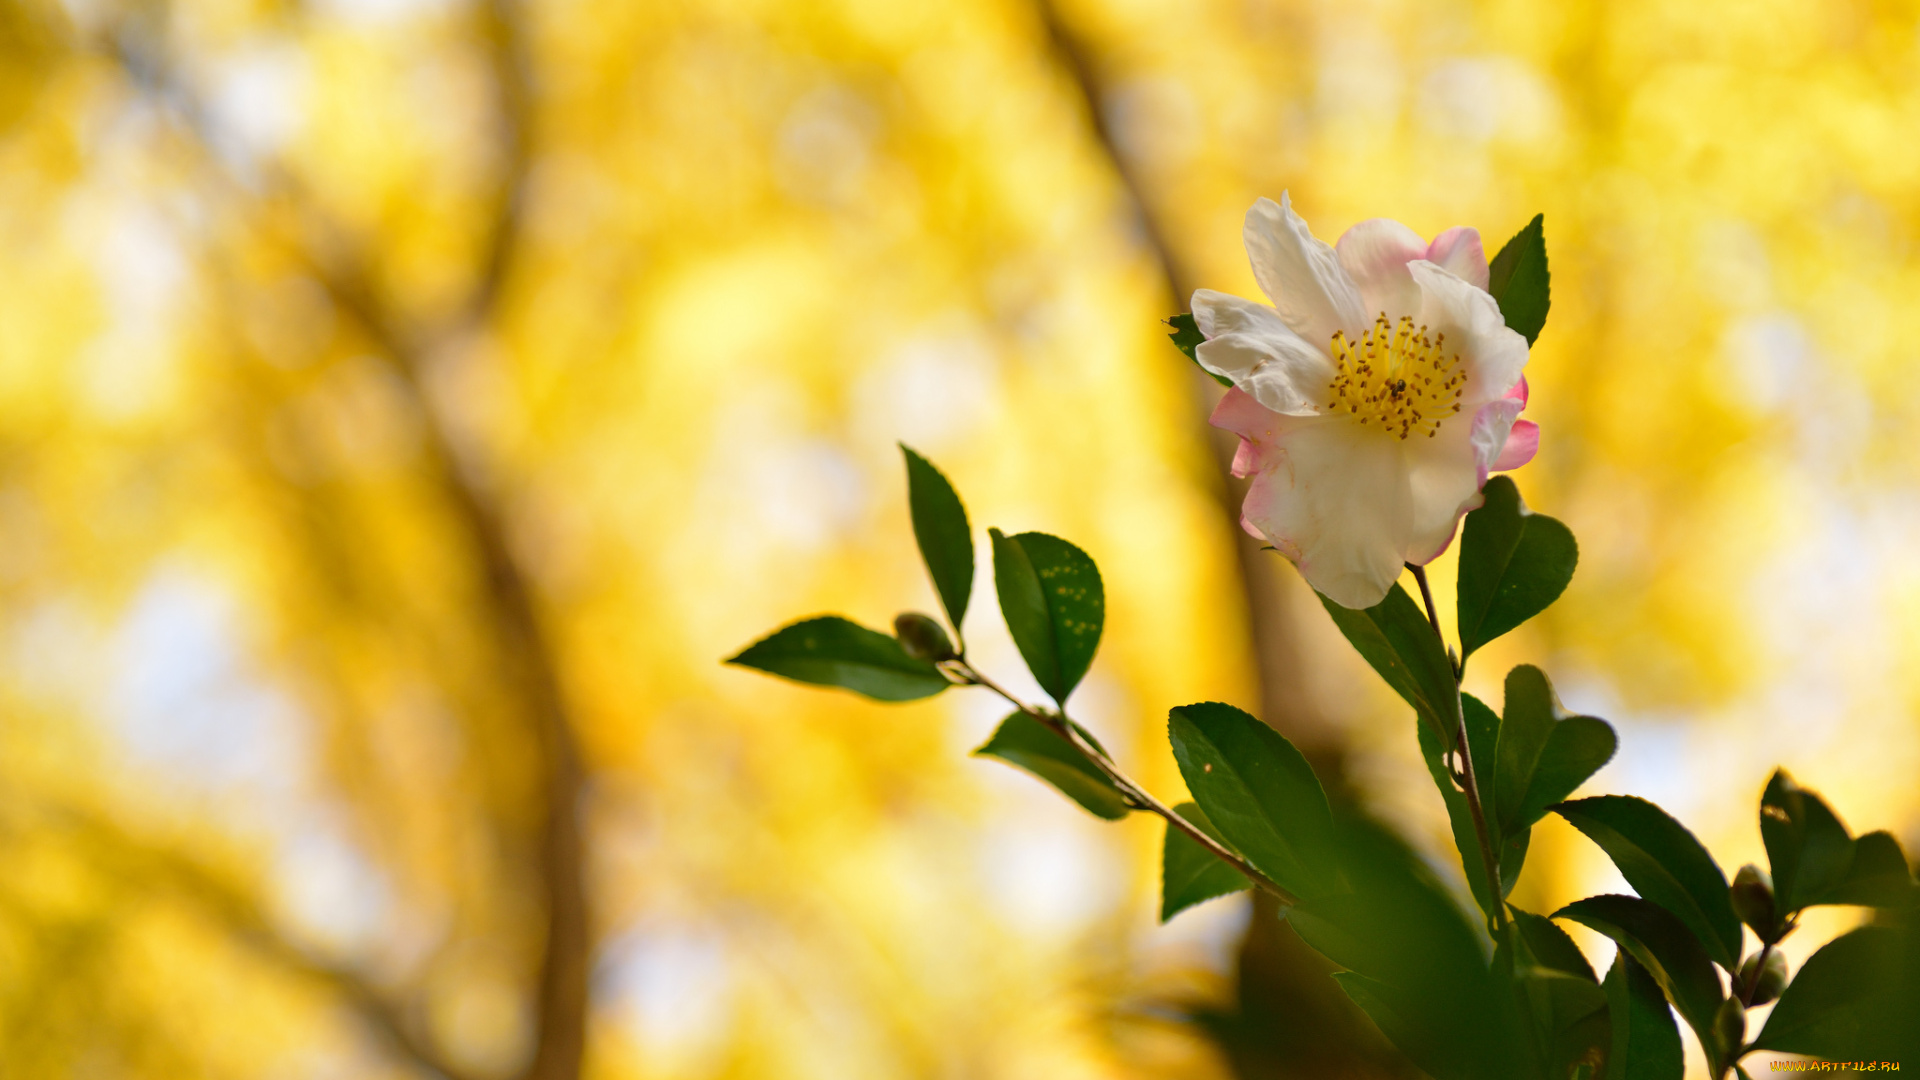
[1738,949,1788,1006]
[1713,997,1746,1058]
[893,612,956,662]
[1730,863,1778,940]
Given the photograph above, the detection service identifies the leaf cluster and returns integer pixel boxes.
[726,219,1920,1078]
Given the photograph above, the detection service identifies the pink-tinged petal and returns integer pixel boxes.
[1231,437,1259,478]
[1425,227,1489,291]
[1210,386,1282,441]
[1491,419,1539,472]
[1243,194,1367,348]
[1467,397,1526,487]
[1192,290,1336,417]
[1235,416,1413,609]
[1335,217,1428,320]
[1402,419,1486,565]
[1505,375,1529,405]
[1408,259,1529,407]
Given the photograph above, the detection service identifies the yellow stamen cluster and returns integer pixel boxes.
[1325,313,1468,439]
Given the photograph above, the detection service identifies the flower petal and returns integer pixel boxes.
[1191,288,1289,339]
[1491,418,1539,472]
[1402,418,1488,564]
[1244,194,1367,348]
[1191,289,1335,416]
[1336,217,1429,321]
[1425,227,1489,291]
[1505,375,1529,406]
[1230,437,1259,478]
[1234,418,1412,610]
[1210,386,1279,441]
[1468,396,1525,486]
[1409,259,1529,406]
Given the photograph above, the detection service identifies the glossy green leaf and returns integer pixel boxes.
[1317,583,1460,748]
[1487,214,1550,346]
[1504,910,1612,1080]
[1167,312,1232,387]
[1554,796,1742,972]
[1417,692,1506,920]
[1331,972,1512,1080]
[1160,800,1250,921]
[1760,769,1855,914]
[1167,701,1336,900]
[727,616,948,701]
[974,711,1129,821]
[1492,665,1616,838]
[1512,906,1597,983]
[1555,894,1725,1051]
[1456,476,1578,660]
[901,445,974,632]
[1294,818,1529,1080]
[1752,926,1912,1058]
[1604,951,1685,1080]
[989,529,1104,704]
[1817,830,1917,908]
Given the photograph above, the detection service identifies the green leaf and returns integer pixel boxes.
[1554,894,1725,1051]
[1330,972,1504,1080]
[1553,796,1742,972]
[1604,951,1686,1080]
[1751,926,1913,1059]
[1456,476,1578,661]
[1317,583,1460,748]
[1160,800,1250,920]
[1417,692,1506,920]
[1512,906,1597,983]
[973,711,1129,821]
[1817,830,1917,908]
[1167,701,1336,900]
[727,616,949,702]
[1486,214,1550,346]
[900,445,974,632]
[1492,666,1616,839]
[1292,818,1529,1080]
[989,529,1104,704]
[1760,769,1855,914]
[1168,312,1232,387]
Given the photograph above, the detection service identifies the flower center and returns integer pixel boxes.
[1325,313,1468,439]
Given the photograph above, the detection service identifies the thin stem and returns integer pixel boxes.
[951,661,1300,908]
[1407,564,1509,933]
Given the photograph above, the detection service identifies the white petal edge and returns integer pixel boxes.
[1243,194,1367,349]
[1409,259,1529,406]
[1336,218,1429,322]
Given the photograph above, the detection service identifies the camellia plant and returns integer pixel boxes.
[727,197,1920,1078]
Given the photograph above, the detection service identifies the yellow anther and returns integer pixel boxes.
[1324,315,1468,440]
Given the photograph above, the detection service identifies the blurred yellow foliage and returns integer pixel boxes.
[0,0,1916,1076]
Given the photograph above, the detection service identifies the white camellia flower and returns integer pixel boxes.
[1197,193,1539,610]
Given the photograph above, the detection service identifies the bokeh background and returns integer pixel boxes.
[1,0,1917,1075]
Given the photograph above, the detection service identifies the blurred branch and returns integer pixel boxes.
[1030,0,1338,767]
[52,807,481,1080]
[103,8,589,1079]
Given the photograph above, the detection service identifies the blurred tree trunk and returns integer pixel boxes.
[1032,4,1408,1074]
[104,0,593,1073]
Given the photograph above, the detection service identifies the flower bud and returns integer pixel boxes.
[893,612,956,662]
[1730,863,1778,941]
[1713,997,1746,1057]
[1738,949,1788,1006]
